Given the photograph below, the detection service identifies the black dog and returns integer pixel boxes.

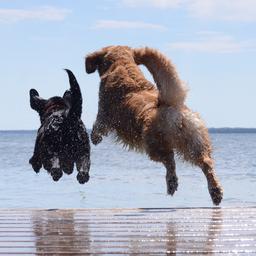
[29,69,90,184]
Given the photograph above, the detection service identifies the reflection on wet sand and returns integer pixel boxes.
[124,209,223,255]
[32,210,91,254]
[165,221,177,255]
[31,209,223,254]
[27,208,256,254]
[165,209,223,255]
[205,209,223,252]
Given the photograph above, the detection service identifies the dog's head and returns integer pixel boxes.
[29,69,90,183]
[29,89,71,168]
[30,90,68,122]
[29,69,83,136]
[85,45,136,76]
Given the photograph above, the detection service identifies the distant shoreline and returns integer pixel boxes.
[1,128,256,134]
[209,128,256,133]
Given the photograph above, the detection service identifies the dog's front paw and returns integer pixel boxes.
[209,186,223,206]
[91,132,102,145]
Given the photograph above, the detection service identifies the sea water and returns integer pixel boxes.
[0,131,255,208]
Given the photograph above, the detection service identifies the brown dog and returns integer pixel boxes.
[86,46,223,205]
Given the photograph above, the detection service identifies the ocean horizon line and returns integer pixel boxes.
[1,128,256,134]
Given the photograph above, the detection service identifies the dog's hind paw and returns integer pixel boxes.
[29,156,42,173]
[77,172,90,184]
[51,169,63,182]
[166,176,178,196]
[209,186,223,206]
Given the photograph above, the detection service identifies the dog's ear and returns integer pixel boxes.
[86,47,114,75]
[85,52,103,74]
[29,89,46,113]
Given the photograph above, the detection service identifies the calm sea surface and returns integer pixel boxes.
[0,131,255,208]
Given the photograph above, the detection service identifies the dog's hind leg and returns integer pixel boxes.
[145,133,178,196]
[76,154,90,184]
[183,137,223,205]
[180,111,223,205]
[199,157,223,206]
[29,133,42,173]
[182,142,223,205]
[164,151,178,195]
[75,122,91,184]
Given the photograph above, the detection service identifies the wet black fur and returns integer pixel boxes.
[29,69,90,184]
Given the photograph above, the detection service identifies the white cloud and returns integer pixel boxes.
[0,6,71,23]
[122,0,183,8]
[168,33,256,53]
[91,20,167,30]
[187,0,256,22]
[122,0,256,22]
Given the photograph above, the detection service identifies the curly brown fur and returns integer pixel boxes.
[86,46,223,205]
[133,47,188,107]
[29,69,90,184]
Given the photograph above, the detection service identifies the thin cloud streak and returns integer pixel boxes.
[122,0,182,8]
[0,6,71,23]
[168,33,256,53]
[187,0,256,22]
[122,0,256,22]
[91,19,167,30]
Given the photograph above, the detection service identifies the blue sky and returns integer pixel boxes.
[0,0,255,129]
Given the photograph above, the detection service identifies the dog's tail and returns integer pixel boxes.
[64,69,82,118]
[133,47,187,107]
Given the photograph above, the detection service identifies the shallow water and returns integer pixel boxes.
[0,131,255,208]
